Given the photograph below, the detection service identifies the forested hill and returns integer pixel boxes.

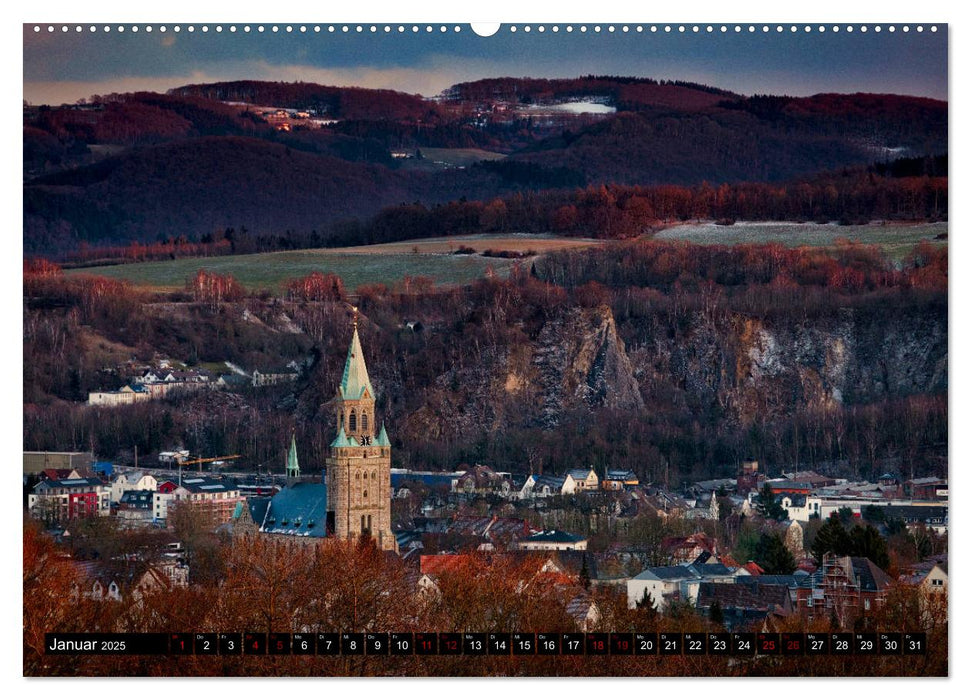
[439,76,739,109]
[23,80,947,255]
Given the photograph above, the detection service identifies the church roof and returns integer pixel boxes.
[287,434,299,473]
[339,326,374,400]
[374,423,390,447]
[260,482,328,538]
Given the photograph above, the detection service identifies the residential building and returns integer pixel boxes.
[116,489,155,523]
[793,554,894,627]
[602,469,638,491]
[29,477,111,523]
[627,560,747,610]
[520,473,577,498]
[153,477,242,525]
[111,472,158,504]
[516,530,588,552]
[567,467,600,491]
[87,384,150,407]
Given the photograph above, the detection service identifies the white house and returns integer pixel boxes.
[520,473,577,499]
[626,562,747,610]
[515,530,588,552]
[780,495,823,522]
[567,468,600,491]
[111,472,158,504]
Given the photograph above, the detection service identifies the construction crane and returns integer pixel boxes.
[175,454,241,485]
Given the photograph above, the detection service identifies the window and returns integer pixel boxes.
[362,413,368,432]
[349,411,357,432]
[363,472,368,481]
[355,472,360,480]
[363,490,368,499]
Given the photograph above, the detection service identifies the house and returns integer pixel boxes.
[520,473,577,499]
[661,532,718,564]
[116,489,155,523]
[566,592,600,631]
[882,505,948,534]
[736,459,763,496]
[567,467,600,491]
[251,368,299,387]
[87,384,150,407]
[903,477,948,501]
[516,530,588,552]
[73,558,188,602]
[783,470,838,489]
[626,560,747,610]
[685,492,720,520]
[696,579,795,629]
[29,477,111,523]
[153,477,242,525]
[111,472,158,504]
[454,464,512,496]
[765,479,813,497]
[391,469,465,494]
[602,469,638,491]
[779,494,823,522]
[793,554,894,627]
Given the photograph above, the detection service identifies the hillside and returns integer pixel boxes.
[509,94,948,185]
[24,136,423,252]
[23,80,947,256]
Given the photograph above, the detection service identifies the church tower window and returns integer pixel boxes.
[362,412,368,432]
[349,410,357,433]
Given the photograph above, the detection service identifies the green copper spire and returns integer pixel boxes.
[331,425,352,448]
[339,315,375,400]
[374,422,390,447]
[286,433,300,478]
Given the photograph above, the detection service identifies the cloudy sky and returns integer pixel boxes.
[23,23,948,105]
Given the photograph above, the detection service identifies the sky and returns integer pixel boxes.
[23,22,948,106]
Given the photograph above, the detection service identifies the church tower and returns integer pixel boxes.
[325,314,397,552]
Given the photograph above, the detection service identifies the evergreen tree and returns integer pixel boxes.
[756,484,788,521]
[754,532,796,574]
[709,599,724,627]
[849,523,890,570]
[810,516,852,563]
[579,556,591,590]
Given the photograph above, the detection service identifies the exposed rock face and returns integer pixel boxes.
[534,305,644,427]
[396,305,645,439]
[626,304,947,424]
[324,300,946,443]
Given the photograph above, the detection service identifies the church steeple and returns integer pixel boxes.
[326,311,396,552]
[286,433,300,478]
[339,310,374,401]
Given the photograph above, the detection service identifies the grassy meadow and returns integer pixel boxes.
[655,221,947,260]
[66,234,605,292]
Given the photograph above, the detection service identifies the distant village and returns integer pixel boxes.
[85,357,300,407]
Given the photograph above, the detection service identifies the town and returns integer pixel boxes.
[24,325,948,653]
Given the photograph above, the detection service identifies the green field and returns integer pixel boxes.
[655,221,947,260]
[67,235,605,292]
[68,251,520,292]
